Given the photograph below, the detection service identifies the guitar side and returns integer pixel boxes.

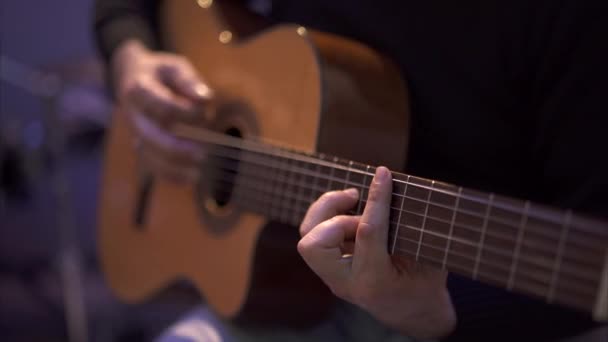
[98,0,410,328]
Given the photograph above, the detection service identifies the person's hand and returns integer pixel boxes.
[112,39,212,182]
[298,166,456,339]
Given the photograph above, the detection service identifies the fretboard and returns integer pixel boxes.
[177,125,608,320]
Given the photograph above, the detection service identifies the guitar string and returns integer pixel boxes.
[200,153,607,256]
[216,184,597,304]
[216,175,603,280]
[175,125,608,239]
[396,236,596,295]
[210,185,599,303]
[201,147,604,304]
[199,165,604,286]
[196,146,608,251]
[168,129,601,309]
[193,137,608,240]
[388,248,593,309]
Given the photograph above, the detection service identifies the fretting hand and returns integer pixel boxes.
[298,166,457,339]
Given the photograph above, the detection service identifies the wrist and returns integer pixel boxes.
[113,39,149,63]
[391,288,456,340]
[110,39,150,97]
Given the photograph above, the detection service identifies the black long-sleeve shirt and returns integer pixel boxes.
[93,0,608,340]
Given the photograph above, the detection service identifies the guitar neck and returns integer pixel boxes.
[176,125,608,320]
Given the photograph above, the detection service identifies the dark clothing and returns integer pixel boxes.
[93,0,608,340]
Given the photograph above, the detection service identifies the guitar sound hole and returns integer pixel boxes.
[211,127,242,208]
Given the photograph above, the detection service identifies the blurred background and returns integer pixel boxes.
[0,1,198,341]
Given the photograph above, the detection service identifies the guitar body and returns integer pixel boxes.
[98,0,410,328]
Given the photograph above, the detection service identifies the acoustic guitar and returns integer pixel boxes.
[98,0,608,329]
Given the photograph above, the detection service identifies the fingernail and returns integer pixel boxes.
[375,166,390,181]
[344,188,359,198]
[194,83,212,99]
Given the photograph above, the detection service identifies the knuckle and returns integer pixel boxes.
[356,221,375,241]
[170,56,191,71]
[296,238,312,258]
[318,190,341,205]
[316,217,343,234]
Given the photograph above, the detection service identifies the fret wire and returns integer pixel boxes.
[209,175,602,285]
[309,154,323,204]
[293,158,307,225]
[416,181,435,262]
[396,236,597,298]
[344,161,353,190]
[261,153,276,217]
[274,151,284,220]
[508,200,530,290]
[279,152,291,223]
[228,171,596,288]
[392,248,593,308]
[179,127,607,240]
[261,151,271,218]
[283,154,298,224]
[209,156,604,292]
[288,154,303,226]
[391,245,597,307]
[208,157,606,262]
[443,187,462,270]
[211,147,605,247]
[397,225,595,283]
[327,156,338,190]
[398,239,595,297]
[240,152,272,217]
[238,170,595,306]
[277,153,292,220]
[391,175,409,255]
[357,165,370,215]
[230,188,303,223]
[548,210,572,303]
[196,143,608,242]
[271,151,290,220]
[474,193,493,280]
[233,159,292,220]
[273,149,288,220]
[263,149,274,218]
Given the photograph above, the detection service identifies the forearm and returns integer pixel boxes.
[93,0,162,62]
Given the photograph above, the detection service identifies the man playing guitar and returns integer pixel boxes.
[94,0,608,340]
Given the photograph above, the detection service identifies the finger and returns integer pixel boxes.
[132,111,205,166]
[297,215,359,295]
[352,166,393,273]
[129,75,195,122]
[158,58,213,103]
[300,188,359,237]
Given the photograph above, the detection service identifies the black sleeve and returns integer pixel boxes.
[93,0,162,62]
[448,2,608,341]
[530,0,608,220]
